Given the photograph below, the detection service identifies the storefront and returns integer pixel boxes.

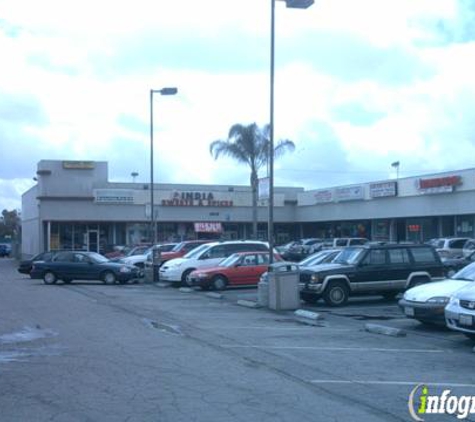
[21,160,475,258]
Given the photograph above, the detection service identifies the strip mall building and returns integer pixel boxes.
[21,160,475,258]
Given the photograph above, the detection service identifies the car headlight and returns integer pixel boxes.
[426,296,449,305]
[310,274,320,284]
[119,266,132,273]
[448,296,460,306]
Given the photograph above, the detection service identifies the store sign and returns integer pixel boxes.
[370,181,397,198]
[416,175,461,195]
[194,222,223,233]
[162,191,233,207]
[258,177,270,200]
[314,189,334,204]
[63,160,95,169]
[335,186,364,202]
[94,189,134,204]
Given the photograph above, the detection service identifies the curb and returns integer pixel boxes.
[155,282,171,288]
[206,292,223,299]
[179,287,195,293]
[364,323,406,337]
[237,300,261,309]
[294,309,324,325]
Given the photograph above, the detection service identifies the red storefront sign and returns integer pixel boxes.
[194,222,223,233]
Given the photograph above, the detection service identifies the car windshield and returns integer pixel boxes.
[88,252,110,264]
[183,243,212,259]
[333,247,365,265]
[218,254,242,267]
[300,251,332,266]
[452,263,475,281]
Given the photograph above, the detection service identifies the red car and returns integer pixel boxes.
[158,240,212,265]
[186,251,282,290]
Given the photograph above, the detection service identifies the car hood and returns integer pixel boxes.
[453,283,475,300]
[404,279,472,301]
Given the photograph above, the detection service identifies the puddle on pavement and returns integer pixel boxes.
[0,326,58,345]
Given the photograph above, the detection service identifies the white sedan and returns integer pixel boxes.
[398,262,475,324]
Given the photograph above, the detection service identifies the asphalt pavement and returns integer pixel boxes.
[1,257,475,422]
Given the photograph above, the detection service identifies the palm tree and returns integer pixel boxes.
[210,122,295,239]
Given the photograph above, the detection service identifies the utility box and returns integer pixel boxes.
[267,263,300,311]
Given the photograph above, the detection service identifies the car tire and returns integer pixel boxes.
[181,269,194,286]
[382,292,398,301]
[102,271,117,284]
[323,281,349,307]
[300,292,319,304]
[43,271,57,285]
[211,275,228,291]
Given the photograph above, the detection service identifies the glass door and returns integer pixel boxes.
[87,230,99,252]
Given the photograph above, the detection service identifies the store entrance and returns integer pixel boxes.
[87,230,99,253]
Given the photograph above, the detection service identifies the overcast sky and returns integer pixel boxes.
[2,0,475,211]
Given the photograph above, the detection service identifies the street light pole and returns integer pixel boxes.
[150,87,178,245]
[268,0,314,264]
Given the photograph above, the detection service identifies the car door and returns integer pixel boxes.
[353,249,389,292]
[50,252,76,278]
[386,248,412,290]
[71,253,99,280]
[233,254,261,286]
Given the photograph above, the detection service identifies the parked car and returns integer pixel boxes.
[325,238,369,249]
[157,240,213,266]
[298,249,341,267]
[0,243,11,257]
[109,244,152,260]
[463,239,475,258]
[427,237,471,258]
[398,262,475,325]
[120,243,177,268]
[18,250,63,275]
[187,251,282,290]
[445,282,475,340]
[441,250,475,277]
[159,240,270,286]
[299,243,445,306]
[281,238,323,261]
[30,251,143,285]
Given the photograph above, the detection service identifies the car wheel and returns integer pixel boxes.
[181,269,194,286]
[382,292,397,301]
[43,271,57,285]
[102,271,117,285]
[323,281,349,307]
[211,275,228,291]
[300,292,319,304]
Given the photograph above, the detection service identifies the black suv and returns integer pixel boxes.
[299,244,445,306]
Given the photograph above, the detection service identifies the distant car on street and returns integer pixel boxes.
[30,251,143,285]
[0,243,11,257]
[18,250,63,275]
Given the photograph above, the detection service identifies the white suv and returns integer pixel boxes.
[159,240,269,286]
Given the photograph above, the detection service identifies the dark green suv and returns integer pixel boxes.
[299,244,445,306]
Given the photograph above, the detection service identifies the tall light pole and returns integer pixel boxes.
[268,0,314,263]
[150,87,178,244]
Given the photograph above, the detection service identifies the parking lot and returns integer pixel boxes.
[2,258,475,421]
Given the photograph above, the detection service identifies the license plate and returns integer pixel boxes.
[404,307,415,317]
[459,314,473,326]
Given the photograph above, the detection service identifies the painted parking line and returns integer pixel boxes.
[221,345,446,353]
[200,326,356,331]
[309,380,475,388]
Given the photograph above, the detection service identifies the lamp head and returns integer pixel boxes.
[285,0,314,9]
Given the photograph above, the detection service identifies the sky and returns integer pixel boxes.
[2,0,475,211]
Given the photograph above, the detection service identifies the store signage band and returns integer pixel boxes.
[63,161,95,169]
[314,189,333,204]
[194,222,223,233]
[370,181,397,198]
[417,175,462,195]
[335,186,364,202]
[94,189,135,204]
[162,191,233,207]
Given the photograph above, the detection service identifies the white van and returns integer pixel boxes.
[159,240,269,285]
